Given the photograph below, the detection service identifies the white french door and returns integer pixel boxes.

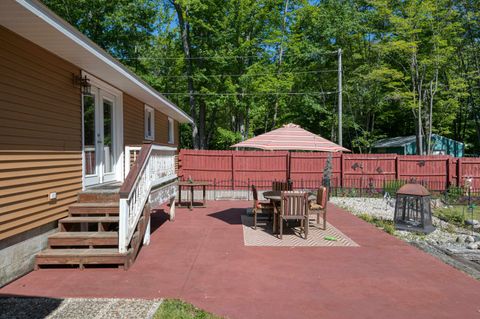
[83,86,119,187]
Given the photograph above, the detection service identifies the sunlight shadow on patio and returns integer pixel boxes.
[207,208,243,225]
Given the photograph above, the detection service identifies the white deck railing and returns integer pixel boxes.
[118,144,177,253]
[124,145,141,176]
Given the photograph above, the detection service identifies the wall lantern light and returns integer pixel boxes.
[73,74,92,96]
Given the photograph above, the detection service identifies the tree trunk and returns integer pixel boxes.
[198,101,206,149]
[411,49,424,155]
[173,1,199,149]
[427,70,438,155]
[272,0,289,128]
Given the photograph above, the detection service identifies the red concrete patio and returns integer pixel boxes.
[2,201,480,319]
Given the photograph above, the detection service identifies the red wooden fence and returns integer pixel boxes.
[178,149,480,191]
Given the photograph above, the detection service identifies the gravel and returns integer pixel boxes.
[330,196,480,246]
[0,298,162,319]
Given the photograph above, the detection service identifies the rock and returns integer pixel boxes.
[465,235,475,243]
[456,236,465,243]
[465,219,479,226]
[467,243,479,250]
[430,199,445,209]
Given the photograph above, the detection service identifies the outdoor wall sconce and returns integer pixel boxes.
[376,167,383,174]
[73,74,92,96]
[417,160,426,167]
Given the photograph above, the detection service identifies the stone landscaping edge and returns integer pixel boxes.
[0,297,163,319]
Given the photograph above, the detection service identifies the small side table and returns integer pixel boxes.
[178,181,211,210]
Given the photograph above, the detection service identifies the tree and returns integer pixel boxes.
[42,0,480,154]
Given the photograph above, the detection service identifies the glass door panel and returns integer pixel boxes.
[84,95,96,176]
[103,99,114,174]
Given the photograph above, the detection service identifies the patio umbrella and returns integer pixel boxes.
[231,123,350,152]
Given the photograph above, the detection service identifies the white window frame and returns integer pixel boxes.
[168,117,174,144]
[144,105,155,140]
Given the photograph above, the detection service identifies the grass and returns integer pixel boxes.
[434,205,480,227]
[357,213,396,235]
[154,299,222,319]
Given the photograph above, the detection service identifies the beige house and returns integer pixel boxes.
[0,0,191,286]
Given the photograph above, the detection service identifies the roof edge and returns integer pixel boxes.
[17,0,193,124]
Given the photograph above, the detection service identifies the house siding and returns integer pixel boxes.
[0,26,82,240]
[123,93,179,147]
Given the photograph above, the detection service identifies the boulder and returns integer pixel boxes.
[466,243,479,250]
[465,219,479,226]
[465,235,475,243]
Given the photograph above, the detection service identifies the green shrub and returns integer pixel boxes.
[383,180,406,195]
[357,213,395,235]
[358,213,374,223]
[382,223,396,235]
[444,186,463,204]
[154,299,222,319]
[434,207,465,225]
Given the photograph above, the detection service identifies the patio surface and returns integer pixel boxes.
[2,201,480,319]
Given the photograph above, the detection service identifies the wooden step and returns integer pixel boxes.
[69,202,119,216]
[35,248,128,269]
[48,232,118,247]
[59,216,119,224]
[59,216,119,232]
[77,192,119,204]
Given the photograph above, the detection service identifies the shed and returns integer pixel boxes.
[371,134,464,157]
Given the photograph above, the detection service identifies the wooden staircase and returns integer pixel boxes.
[35,186,149,270]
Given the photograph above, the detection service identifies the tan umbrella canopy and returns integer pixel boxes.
[231,123,350,152]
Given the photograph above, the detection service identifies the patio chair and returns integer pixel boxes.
[272,180,293,191]
[309,186,328,230]
[251,185,274,230]
[279,191,309,239]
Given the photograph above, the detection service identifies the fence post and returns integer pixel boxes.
[458,157,463,186]
[287,152,291,181]
[395,155,400,180]
[340,152,345,188]
[214,178,216,201]
[231,151,235,190]
[447,157,453,189]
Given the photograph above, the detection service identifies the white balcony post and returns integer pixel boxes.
[119,198,129,253]
[143,217,151,245]
[125,146,131,177]
[169,196,176,221]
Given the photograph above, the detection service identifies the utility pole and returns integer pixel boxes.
[338,48,343,146]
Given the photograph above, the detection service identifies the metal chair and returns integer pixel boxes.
[279,191,309,239]
[272,180,293,191]
[251,185,274,230]
[309,186,328,230]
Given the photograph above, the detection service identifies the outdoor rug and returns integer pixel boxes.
[242,210,358,247]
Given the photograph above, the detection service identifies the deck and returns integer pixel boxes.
[2,201,480,318]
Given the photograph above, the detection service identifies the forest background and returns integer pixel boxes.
[43,0,480,154]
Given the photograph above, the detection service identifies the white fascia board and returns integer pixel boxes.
[8,0,193,124]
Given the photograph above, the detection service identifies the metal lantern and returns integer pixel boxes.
[73,74,92,95]
[394,183,435,234]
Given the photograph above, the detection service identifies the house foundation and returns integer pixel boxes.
[0,222,56,287]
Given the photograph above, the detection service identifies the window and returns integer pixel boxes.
[144,105,155,140]
[168,117,174,144]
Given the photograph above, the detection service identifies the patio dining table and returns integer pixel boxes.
[263,190,316,233]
